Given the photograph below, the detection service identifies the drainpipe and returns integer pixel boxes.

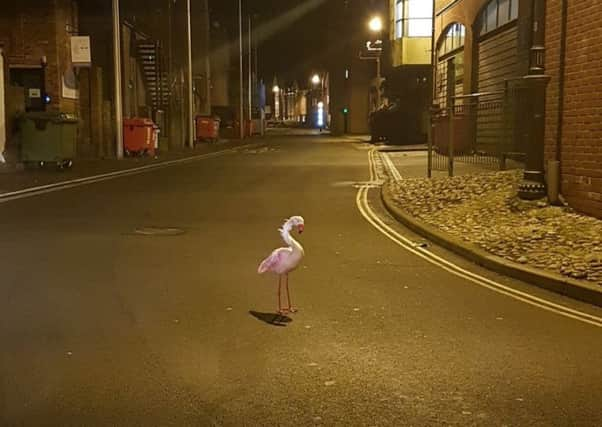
[112,0,124,159]
[0,48,6,161]
[556,0,567,163]
[518,0,550,200]
[428,0,436,178]
[548,0,567,205]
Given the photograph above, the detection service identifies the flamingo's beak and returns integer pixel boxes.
[298,224,304,234]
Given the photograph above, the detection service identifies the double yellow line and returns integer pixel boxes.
[357,148,602,328]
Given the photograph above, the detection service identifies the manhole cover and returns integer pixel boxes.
[133,227,185,236]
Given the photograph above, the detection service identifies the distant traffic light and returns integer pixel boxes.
[342,108,349,114]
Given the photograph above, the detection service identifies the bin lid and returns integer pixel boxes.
[22,112,78,123]
[124,118,155,127]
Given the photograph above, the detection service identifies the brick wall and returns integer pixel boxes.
[545,1,602,218]
[0,1,79,113]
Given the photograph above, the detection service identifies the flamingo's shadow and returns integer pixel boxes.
[249,310,293,327]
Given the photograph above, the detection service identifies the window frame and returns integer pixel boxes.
[438,23,466,59]
[479,0,519,36]
[395,0,403,39]
[394,0,433,39]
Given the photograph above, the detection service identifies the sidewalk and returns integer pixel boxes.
[379,151,602,307]
[0,139,262,196]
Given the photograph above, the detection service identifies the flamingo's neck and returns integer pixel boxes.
[280,220,304,253]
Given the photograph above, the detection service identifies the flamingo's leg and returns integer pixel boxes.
[277,275,286,315]
[286,274,297,313]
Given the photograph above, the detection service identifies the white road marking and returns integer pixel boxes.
[0,143,263,204]
[356,149,602,328]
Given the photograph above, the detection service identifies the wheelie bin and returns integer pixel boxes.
[195,115,220,143]
[19,112,78,169]
[123,118,156,156]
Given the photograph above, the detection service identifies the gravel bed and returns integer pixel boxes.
[388,170,602,286]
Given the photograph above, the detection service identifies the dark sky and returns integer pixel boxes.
[209,0,384,86]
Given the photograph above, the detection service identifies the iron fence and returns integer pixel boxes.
[428,79,528,177]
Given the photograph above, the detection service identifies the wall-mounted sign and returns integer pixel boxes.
[70,36,91,67]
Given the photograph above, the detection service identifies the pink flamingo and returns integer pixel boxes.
[258,216,305,315]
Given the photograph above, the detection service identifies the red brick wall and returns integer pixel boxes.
[0,1,78,114]
[546,1,602,218]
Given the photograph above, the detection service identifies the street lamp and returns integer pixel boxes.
[518,0,550,200]
[368,16,383,33]
[368,16,383,110]
[311,74,321,85]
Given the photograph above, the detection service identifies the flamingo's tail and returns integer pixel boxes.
[257,258,270,274]
[258,250,280,274]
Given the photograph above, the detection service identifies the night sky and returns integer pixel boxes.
[209,0,384,86]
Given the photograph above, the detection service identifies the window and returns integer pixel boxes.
[407,0,433,37]
[395,0,403,39]
[479,0,519,36]
[438,23,466,58]
[394,0,433,39]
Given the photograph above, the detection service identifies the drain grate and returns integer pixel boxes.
[133,227,185,236]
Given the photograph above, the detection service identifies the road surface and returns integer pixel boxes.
[1,132,601,426]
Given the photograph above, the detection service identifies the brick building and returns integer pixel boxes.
[0,1,80,153]
[433,0,602,218]
[1,0,212,160]
[544,1,602,218]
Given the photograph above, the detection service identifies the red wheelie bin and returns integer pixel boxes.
[123,118,156,156]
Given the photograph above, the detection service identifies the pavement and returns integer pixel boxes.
[0,131,601,426]
[0,139,258,196]
[378,150,602,307]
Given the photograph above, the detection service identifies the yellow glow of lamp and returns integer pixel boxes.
[311,74,321,85]
[272,85,280,93]
[369,16,383,33]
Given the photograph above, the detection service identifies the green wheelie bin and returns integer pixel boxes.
[19,112,78,169]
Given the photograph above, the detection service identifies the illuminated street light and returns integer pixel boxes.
[273,85,280,93]
[369,16,383,33]
[366,16,384,110]
[311,74,321,85]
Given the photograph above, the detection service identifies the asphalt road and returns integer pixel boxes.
[1,132,601,426]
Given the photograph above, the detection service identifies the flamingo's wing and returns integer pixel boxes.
[258,247,291,274]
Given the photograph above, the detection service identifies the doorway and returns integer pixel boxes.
[9,67,46,112]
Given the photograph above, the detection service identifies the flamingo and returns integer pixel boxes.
[258,216,305,315]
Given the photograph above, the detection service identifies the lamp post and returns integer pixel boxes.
[311,74,323,128]
[368,16,383,110]
[518,0,550,200]
[186,0,194,148]
[238,0,244,138]
[112,0,124,158]
[273,85,280,120]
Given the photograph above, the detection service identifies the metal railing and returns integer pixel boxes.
[428,79,527,177]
